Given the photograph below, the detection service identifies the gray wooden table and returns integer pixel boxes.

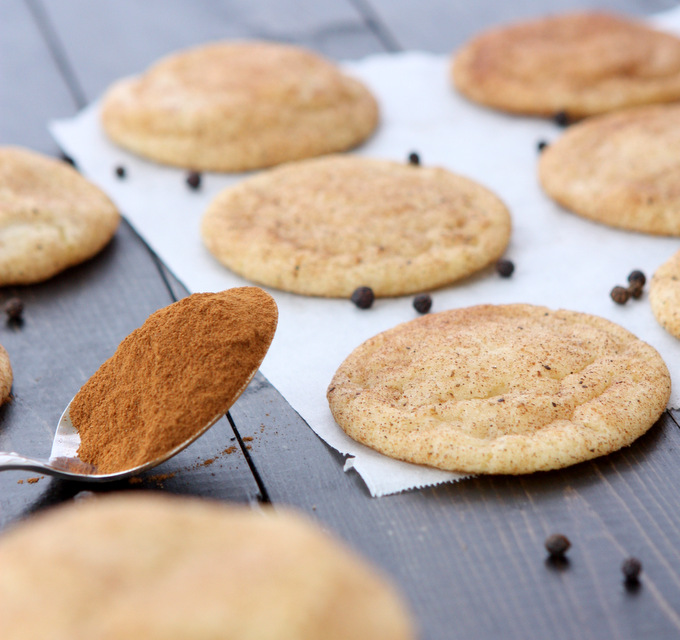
[3,1,680,638]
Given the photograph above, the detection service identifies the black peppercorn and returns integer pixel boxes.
[60,153,75,167]
[186,171,202,190]
[115,165,126,179]
[496,259,514,278]
[351,286,374,309]
[628,270,646,288]
[537,140,548,152]
[554,110,570,127]
[413,293,432,314]
[4,297,24,321]
[408,152,420,166]
[628,281,644,299]
[610,286,630,305]
[545,533,571,558]
[622,557,642,584]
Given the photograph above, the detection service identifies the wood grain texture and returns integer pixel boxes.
[41,0,383,101]
[231,373,680,640]
[361,0,680,53]
[4,1,680,638]
[0,0,75,153]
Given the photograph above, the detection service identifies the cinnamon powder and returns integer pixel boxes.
[69,287,277,474]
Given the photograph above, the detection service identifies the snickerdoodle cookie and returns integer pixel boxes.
[539,104,680,235]
[201,155,511,297]
[651,250,680,338]
[451,12,680,119]
[0,344,11,404]
[0,493,415,640]
[100,41,379,172]
[0,147,120,285]
[327,304,670,474]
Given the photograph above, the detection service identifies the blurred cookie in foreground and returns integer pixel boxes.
[100,41,379,172]
[539,104,680,235]
[0,147,120,285]
[651,250,680,338]
[327,304,669,474]
[451,12,680,119]
[201,155,511,297]
[0,493,415,640]
[0,343,11,404]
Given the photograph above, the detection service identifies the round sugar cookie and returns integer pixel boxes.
[539,104,680,235]
[327,304,670,474]
[650,249,680,338]
[0,344,12,404]
[101,41,379,172]
[451,12,680,119]
[0,147,120,285]
[0,494,415,640]
[201,155,512,297]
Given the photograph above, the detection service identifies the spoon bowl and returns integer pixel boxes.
[0,397,227,482]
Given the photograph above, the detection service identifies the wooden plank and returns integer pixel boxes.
[41,0,383,103]
[231,374,680,640]
[0,218,262,530]
[359,0,680,53]
[0,0,75,153]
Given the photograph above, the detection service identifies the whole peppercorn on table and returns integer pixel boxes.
[3,1,680,639]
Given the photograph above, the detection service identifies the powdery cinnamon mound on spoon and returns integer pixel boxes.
[70,287,277,474]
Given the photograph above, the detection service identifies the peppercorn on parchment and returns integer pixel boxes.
[51,6,680,496]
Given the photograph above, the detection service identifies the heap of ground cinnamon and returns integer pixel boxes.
[69,287,277,474]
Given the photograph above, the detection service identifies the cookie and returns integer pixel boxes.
[0,343,11,404]
[327,304,670,474]
[100,41,379,172]
[451,12,680,119]
[650,250,680,338]
[0,493,415,640]
[539,104,680,235]
[0,147,120,285]
[201,155,511,297]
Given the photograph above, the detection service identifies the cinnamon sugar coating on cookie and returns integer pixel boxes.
[452,12,680,118]
[101,41,378,172]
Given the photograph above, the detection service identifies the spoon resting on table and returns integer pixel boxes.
[0,400,232,481]
[0,288,278,482]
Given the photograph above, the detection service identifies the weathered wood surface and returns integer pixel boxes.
[2,1,680,638]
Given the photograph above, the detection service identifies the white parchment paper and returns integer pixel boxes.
[50,7,680,496]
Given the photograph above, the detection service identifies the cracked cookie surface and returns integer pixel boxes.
[327,303,670,474]
[201,155,511,297]
[451,12,680,119]
[101,41,378,172]
[539,104,680,235]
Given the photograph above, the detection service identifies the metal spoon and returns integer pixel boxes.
[0,399,227,482]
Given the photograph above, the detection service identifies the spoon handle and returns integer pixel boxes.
[0,452,52,474]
